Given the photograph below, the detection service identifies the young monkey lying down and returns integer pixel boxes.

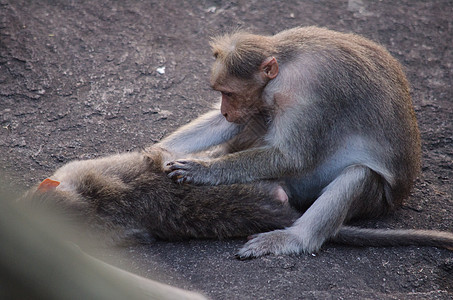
[20,147,453,257]
[20,148,300,245]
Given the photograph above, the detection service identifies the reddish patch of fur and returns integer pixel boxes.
[38,178,60,192]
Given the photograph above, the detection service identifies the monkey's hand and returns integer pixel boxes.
[236,229,307,259]
[165,159,214,185]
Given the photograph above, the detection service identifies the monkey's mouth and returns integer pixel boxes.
[223,114,243,124]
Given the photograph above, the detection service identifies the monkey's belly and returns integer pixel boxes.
[285,136,391,212]
[284,171,330,211]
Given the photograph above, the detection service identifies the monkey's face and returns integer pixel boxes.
[210,54,279,124]
[214,79,264,124]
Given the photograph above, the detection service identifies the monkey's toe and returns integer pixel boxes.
[236,230,305,259]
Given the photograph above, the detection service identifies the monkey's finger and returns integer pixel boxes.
[174,159,190,164]
[236,239,265,260]
[166,160,189,165]
[235,237,261,260]
[176,177,190,184]
[167,171,194,185]
[166,162,193,171]
[165,160,190,167]
[167,170,184,180]
[163,164,173,173]
[235,243,261,260]
[175,175,185,184]
[234,253,255,261]
[176,175,195,185]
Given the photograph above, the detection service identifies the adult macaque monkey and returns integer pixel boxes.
[157,26,453,258]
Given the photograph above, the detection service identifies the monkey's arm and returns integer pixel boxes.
[156,109,242,155]
[166,146,294,185]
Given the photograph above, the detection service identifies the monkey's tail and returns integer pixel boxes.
[331,226,453,251]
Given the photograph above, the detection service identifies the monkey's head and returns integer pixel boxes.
[209,31,279,124]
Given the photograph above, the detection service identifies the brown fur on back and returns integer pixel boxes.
[21,150,299,244]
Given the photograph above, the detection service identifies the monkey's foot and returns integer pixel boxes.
[236,229,307,259]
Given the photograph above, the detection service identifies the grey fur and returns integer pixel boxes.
[157,27,452,258]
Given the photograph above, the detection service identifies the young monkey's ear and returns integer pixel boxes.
[38,178,60,192]
[260,57,279,80]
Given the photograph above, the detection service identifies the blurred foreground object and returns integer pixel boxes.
[0,187,206,300]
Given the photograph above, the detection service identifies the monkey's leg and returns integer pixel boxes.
[236,165,383,258]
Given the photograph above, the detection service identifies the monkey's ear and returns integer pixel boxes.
[260,57,279,80]
[38,178,60,192]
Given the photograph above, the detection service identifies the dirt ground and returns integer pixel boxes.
[1,0,452,299]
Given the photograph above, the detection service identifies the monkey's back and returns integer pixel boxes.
[24,151,299,243]
[271,27,421,207]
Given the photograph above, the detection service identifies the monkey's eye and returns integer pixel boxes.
[221,91,233,97]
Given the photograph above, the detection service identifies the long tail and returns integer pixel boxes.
[331,226,453,250]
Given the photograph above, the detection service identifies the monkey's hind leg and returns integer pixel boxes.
[236,165,383,259]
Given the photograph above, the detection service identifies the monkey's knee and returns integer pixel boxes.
[344,167,389,221]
